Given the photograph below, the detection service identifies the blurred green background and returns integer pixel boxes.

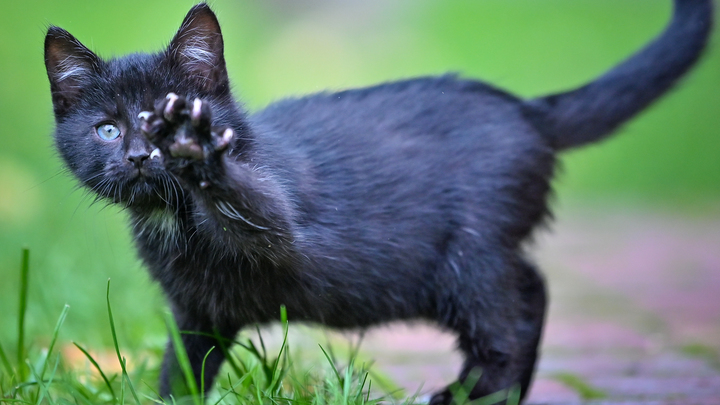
[0,0,718,350]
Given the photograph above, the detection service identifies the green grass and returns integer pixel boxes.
[681,343,720,370]
[0,249,399,405]
[552,372,606,400]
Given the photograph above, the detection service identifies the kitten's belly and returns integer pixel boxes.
[137,223,434,329]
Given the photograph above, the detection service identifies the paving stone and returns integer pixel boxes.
[589,375,720,399]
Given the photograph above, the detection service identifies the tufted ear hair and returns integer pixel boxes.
[168,3,229,94]
[45,26,100,116]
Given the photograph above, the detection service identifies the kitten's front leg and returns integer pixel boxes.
[139,93,293,245]
[140,95,288,399]
[159,309,240,401]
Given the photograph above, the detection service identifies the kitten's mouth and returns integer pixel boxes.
[117,174,181,208]
[90,160,179,207]
[126,167,150,182]
[131,168,162,185]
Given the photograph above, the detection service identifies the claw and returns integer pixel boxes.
[138,111,152,121]
[217,128,234,150]
[150,148,161,159]
[222,128,234,144]
[164,93,179,119]
[191,98,203,124]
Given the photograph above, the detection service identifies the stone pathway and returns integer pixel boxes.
[526,208,720,404]
[274,207,720,404]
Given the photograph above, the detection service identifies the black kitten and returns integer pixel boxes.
[44,1,712,403]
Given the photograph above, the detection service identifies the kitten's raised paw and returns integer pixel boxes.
[139,93,234,162]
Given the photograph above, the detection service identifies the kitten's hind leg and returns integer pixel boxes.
[429,248,546,404]
[159,310,239,401]
[513,259,547,398]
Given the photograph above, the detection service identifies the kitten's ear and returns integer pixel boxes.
[44,26,100,115]
[168,3,229,94]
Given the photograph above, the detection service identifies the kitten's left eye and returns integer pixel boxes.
[96,124,121,141]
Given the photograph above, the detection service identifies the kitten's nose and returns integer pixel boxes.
[127,149,150,168]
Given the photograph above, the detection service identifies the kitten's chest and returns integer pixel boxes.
[133,208,182,253]
[131,208,305,325]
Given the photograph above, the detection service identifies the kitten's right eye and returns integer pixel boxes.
[96,124,121,141]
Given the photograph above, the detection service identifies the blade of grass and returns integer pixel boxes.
[184,330,248,379]
[506,384,521,405]
[212,372,253,405]
[55,379,97,405]
[39,304,69,380]
[253,372,263,405]
[40,355,60,405]
[365,368,403,399]
[469,389,508,405]
[141,379,164,403]
[318,345,342,384]
[27,361,47,405]
[28,353,60,405]
[10,380,39,398]
[72,342,117,400]
[17,248,30,382]
[119,360,126,405]
[255,325,267,362]
[342,359,353,403]
[200,346,215,399]
[217,339,245,379]
[106,279,142,405]
[354,371,369,403]
[449,368,482,405]
[245,339,271,383]
[163,311,201,405]
[349,331,365,367]
[268,306,290,394]
[216,373,244,404]
[553,372,606,400]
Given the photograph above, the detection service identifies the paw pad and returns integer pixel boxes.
[138,93,234,161]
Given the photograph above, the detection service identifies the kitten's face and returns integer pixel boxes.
[45,4,231,210]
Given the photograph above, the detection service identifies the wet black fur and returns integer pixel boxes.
[44,1,712,403]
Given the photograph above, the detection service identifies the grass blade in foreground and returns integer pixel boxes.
[72,341,118,400]
[106,279,142,405]
[39,304,70,380]
[164,311,202,405]
[200,346,215,399]
[17,248,30,382]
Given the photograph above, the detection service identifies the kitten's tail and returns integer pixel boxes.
[523,0,713,151]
